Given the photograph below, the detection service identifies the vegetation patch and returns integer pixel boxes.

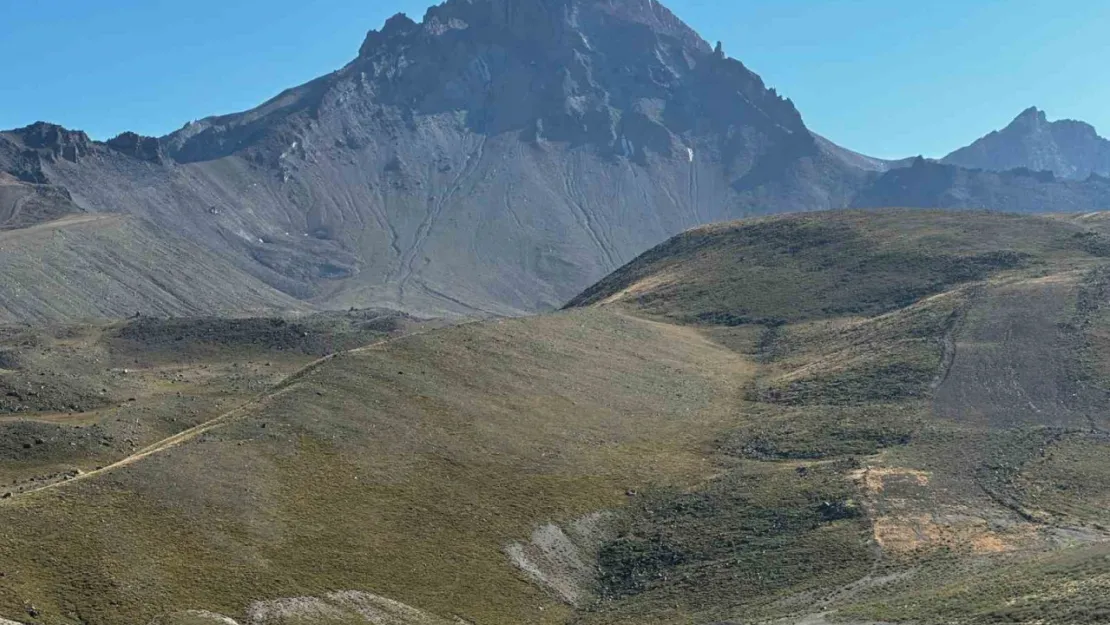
[752,359,939,406]
[718,405,919,461]
[843,543,1110,624]
[589,464,872,623]
[111,310,415,358]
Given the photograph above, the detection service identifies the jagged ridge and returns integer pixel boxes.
[944,107,1110,180]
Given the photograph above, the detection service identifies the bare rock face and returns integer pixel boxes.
[10,122,92,164]
[944,107,1110,180]
[106,132,166,164]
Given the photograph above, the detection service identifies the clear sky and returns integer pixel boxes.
[1,0,1107,159]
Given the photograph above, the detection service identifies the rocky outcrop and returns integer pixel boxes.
[8,122,92,163]
[106,132,167,164]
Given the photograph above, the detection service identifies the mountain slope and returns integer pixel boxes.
[0,213,308,323]
[811,132,914,173]
[1,0,868,319]
[4,210,1110,624]
[944,107,1110,180]
[569,209,1110,623]
[0,173,82,230]
[0,308,754,625]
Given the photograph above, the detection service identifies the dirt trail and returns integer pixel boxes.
[930,290,981,391]
[1,330,430,503]
[4,387,293,501]
[0,213,116,242]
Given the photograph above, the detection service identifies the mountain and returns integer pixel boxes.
[0,0,870,320]
[852,155,1110,212]
[944,107,1110,180]
[5,2,1110,324]
[5,209,1110,624]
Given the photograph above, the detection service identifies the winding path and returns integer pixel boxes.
[2,329,435,503]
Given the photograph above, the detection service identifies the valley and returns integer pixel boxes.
[2,210,1110,624]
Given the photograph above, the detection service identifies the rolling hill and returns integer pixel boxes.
[3,209,1110,624]
[0,214,307,324]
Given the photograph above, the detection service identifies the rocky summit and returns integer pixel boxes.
[944,106,1110,180]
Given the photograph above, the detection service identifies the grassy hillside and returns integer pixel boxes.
[568,209,1101,322]
[0,309,753,625]
[0,310,423,498]
[569,208,1110,624]
[3,209,1110,625]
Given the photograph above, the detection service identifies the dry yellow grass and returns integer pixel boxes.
[0,309,758,625]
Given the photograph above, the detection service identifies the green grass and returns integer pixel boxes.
[0,309,755,625]
[717,403,921,461]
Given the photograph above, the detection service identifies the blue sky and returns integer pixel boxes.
[1,0,1106,159]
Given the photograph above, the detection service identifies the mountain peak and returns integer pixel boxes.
[944,107,1110,179]
[358,0,710,59]
[359,13,420,56]
[1010,106,1048,128]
